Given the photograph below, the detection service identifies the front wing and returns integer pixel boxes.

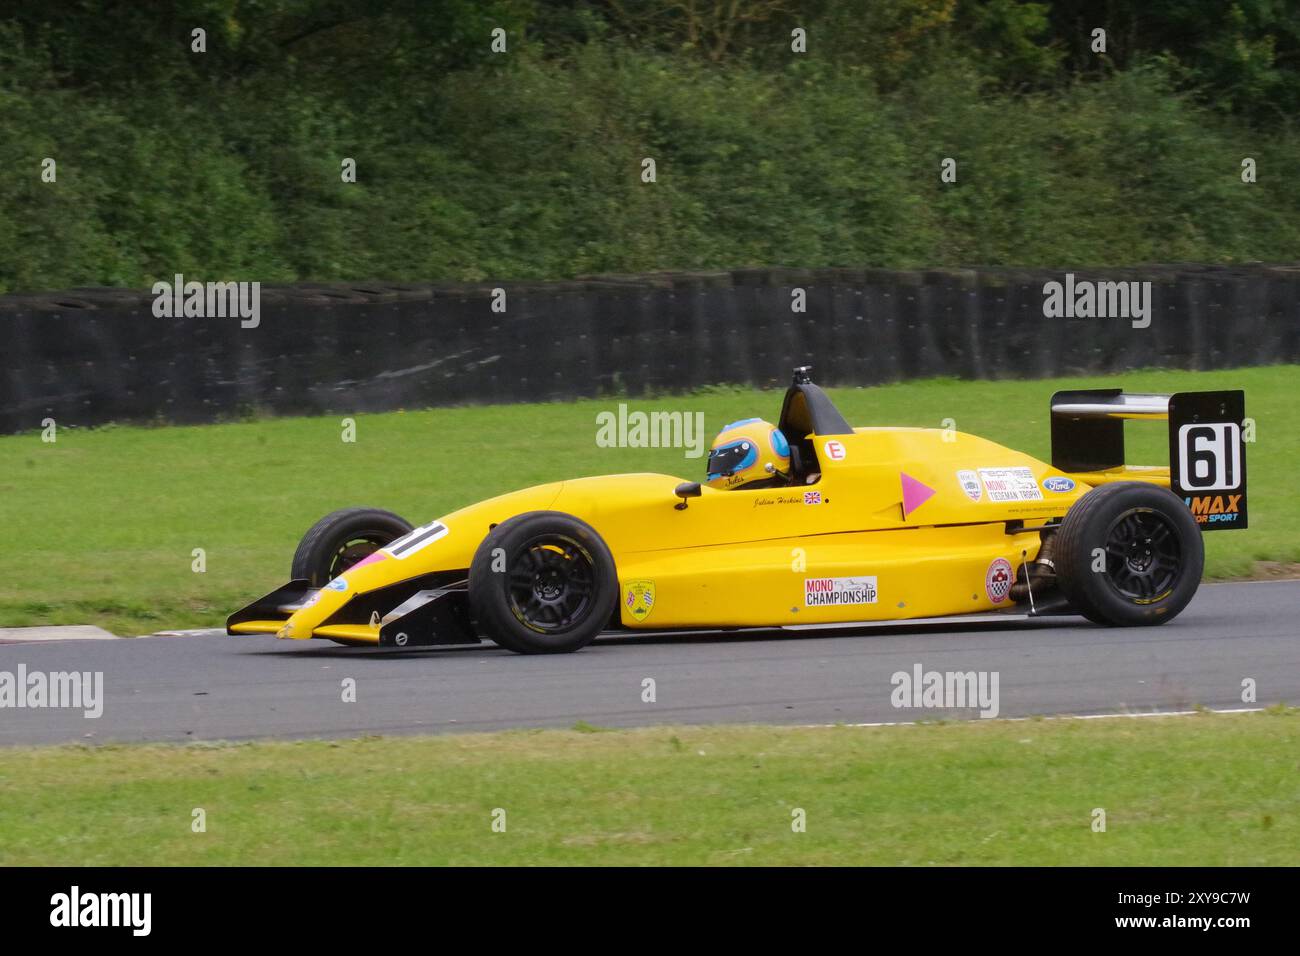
[226,577,480,647]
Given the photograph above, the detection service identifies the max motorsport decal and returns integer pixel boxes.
[1186,493,1243,525]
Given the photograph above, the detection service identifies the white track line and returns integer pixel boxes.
[805,706,1268,729]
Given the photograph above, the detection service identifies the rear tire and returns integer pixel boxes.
[291,507,413,587]
[468,511,617,654]
[1055,482,1203,626]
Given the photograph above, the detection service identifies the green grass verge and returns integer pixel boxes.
[0,711,1294,865]
[0,366,1295,635]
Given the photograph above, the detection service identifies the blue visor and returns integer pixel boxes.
[706,438,757,477]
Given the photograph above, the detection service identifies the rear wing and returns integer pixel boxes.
[1050,389,1247,531]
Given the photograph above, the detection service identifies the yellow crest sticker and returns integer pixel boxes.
[623,580,656,622]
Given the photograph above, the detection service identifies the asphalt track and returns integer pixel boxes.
[0,581,1295,746]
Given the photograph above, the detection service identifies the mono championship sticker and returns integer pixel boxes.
[978,466,1043,502]
[804,576,878,607]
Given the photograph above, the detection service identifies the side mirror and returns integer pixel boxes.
[674,481,702,510]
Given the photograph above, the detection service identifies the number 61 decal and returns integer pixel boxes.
[1177,422,1240,490]
[1169,391,1247,531]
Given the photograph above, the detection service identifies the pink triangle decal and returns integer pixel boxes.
[900,472,936,516]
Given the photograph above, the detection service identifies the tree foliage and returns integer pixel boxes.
[1,1,1297,292]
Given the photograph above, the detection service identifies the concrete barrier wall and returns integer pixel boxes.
[1,263,1297,432]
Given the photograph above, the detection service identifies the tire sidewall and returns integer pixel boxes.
[1058,483,1204,626]
[291,508,413,587]
[469,511,618,653]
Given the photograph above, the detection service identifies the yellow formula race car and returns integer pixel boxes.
[228,369,1248,654]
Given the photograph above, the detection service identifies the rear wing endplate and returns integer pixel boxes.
[1050,389,1248,530]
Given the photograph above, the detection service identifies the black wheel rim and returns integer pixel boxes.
[327,533,391,580]
[506,534,596,633]
[1103,508,1182,603]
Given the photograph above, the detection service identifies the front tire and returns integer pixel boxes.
[291,507,413,587]
[1055,482,1203,626]
[468,511,617,654]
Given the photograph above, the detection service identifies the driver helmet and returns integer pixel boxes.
[706,418,791,489]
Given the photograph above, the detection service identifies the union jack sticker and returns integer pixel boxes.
[804,491,822,505]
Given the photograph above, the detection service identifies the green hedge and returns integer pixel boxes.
[3,38,1298,293]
